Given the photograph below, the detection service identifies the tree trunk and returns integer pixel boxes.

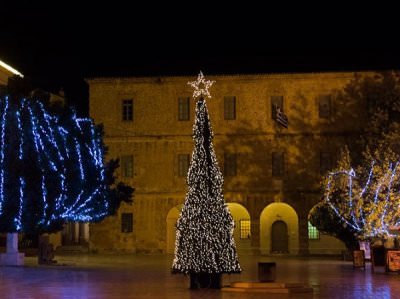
[38,234,55,264]
[190,273,222,289]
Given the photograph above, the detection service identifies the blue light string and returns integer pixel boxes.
[325,170,362,232]
[16,100,24,160]
[74,138,85,181]
[325,161,400,238]
[380,163,398,234]
[15,177,25,231]
[0,96,110,229]
[0,97,8,215]
[28,103,49,222]
[38,102,64,161]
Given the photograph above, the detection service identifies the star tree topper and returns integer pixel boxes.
[187,71,215,99]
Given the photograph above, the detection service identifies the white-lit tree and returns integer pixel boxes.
[311,72,400,248]
[323,146,400,240]
[172,72,241,289]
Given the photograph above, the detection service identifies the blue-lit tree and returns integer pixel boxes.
[172,72,241,289]
[0,89,132,236]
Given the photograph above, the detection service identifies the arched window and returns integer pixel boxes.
[308,221,320,240]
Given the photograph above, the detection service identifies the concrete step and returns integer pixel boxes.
[56,245,89,253]
[222,281,313,294]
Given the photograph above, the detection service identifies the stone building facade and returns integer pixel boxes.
[87,72,370,255]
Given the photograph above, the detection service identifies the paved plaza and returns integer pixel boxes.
[0,253,399,298]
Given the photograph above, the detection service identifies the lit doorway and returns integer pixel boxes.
[260,202,298,255]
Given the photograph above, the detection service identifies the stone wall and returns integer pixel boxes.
[88,72,370,254]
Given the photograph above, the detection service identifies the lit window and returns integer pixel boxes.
[240,219,251,239]
[122,99,133,121]
[178,97,190,121]
[308,221,320,240]
[121,213,133,233]
[121,155,133,178]
[224,96,236,120]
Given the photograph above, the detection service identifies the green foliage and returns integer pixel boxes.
[315,72,400,242]
[309,203,359,250]
[339,71,400,164]
[104,158,134,215]
[96,124,134,215]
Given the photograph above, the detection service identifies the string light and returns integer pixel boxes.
[325,161,400,239]
[0,95,112,232]
[0,97,8,214]
[15,177,25,231]
[173,73,241,275]
[187,71,215,99]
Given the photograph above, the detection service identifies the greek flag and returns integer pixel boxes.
[273,104,288,128]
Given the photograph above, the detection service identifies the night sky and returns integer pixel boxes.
[1,3,399,117]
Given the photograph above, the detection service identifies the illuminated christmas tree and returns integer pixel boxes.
[172,72,241,288]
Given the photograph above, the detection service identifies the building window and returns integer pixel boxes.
[178,154,190,177]
[272,152,284,177]
[121,213,133,233]
[224,153,237,176]
[320,151,332,175]
[178,97,190,121]
[308,221,320,240]
[271,96,284,118]
[224,96,236,120]
[319,95,331,118]
[121,155,133,178]
[240,219,251,239]
[122,99,133,121]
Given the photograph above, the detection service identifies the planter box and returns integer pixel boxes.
[258,262,276,282]
[190,273,222,289]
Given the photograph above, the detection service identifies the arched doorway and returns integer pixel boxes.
[271,220,288,253]
[166,205,182,254]
[226,203,251,254]
[260,202,299,255]
[166,203,251,254]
